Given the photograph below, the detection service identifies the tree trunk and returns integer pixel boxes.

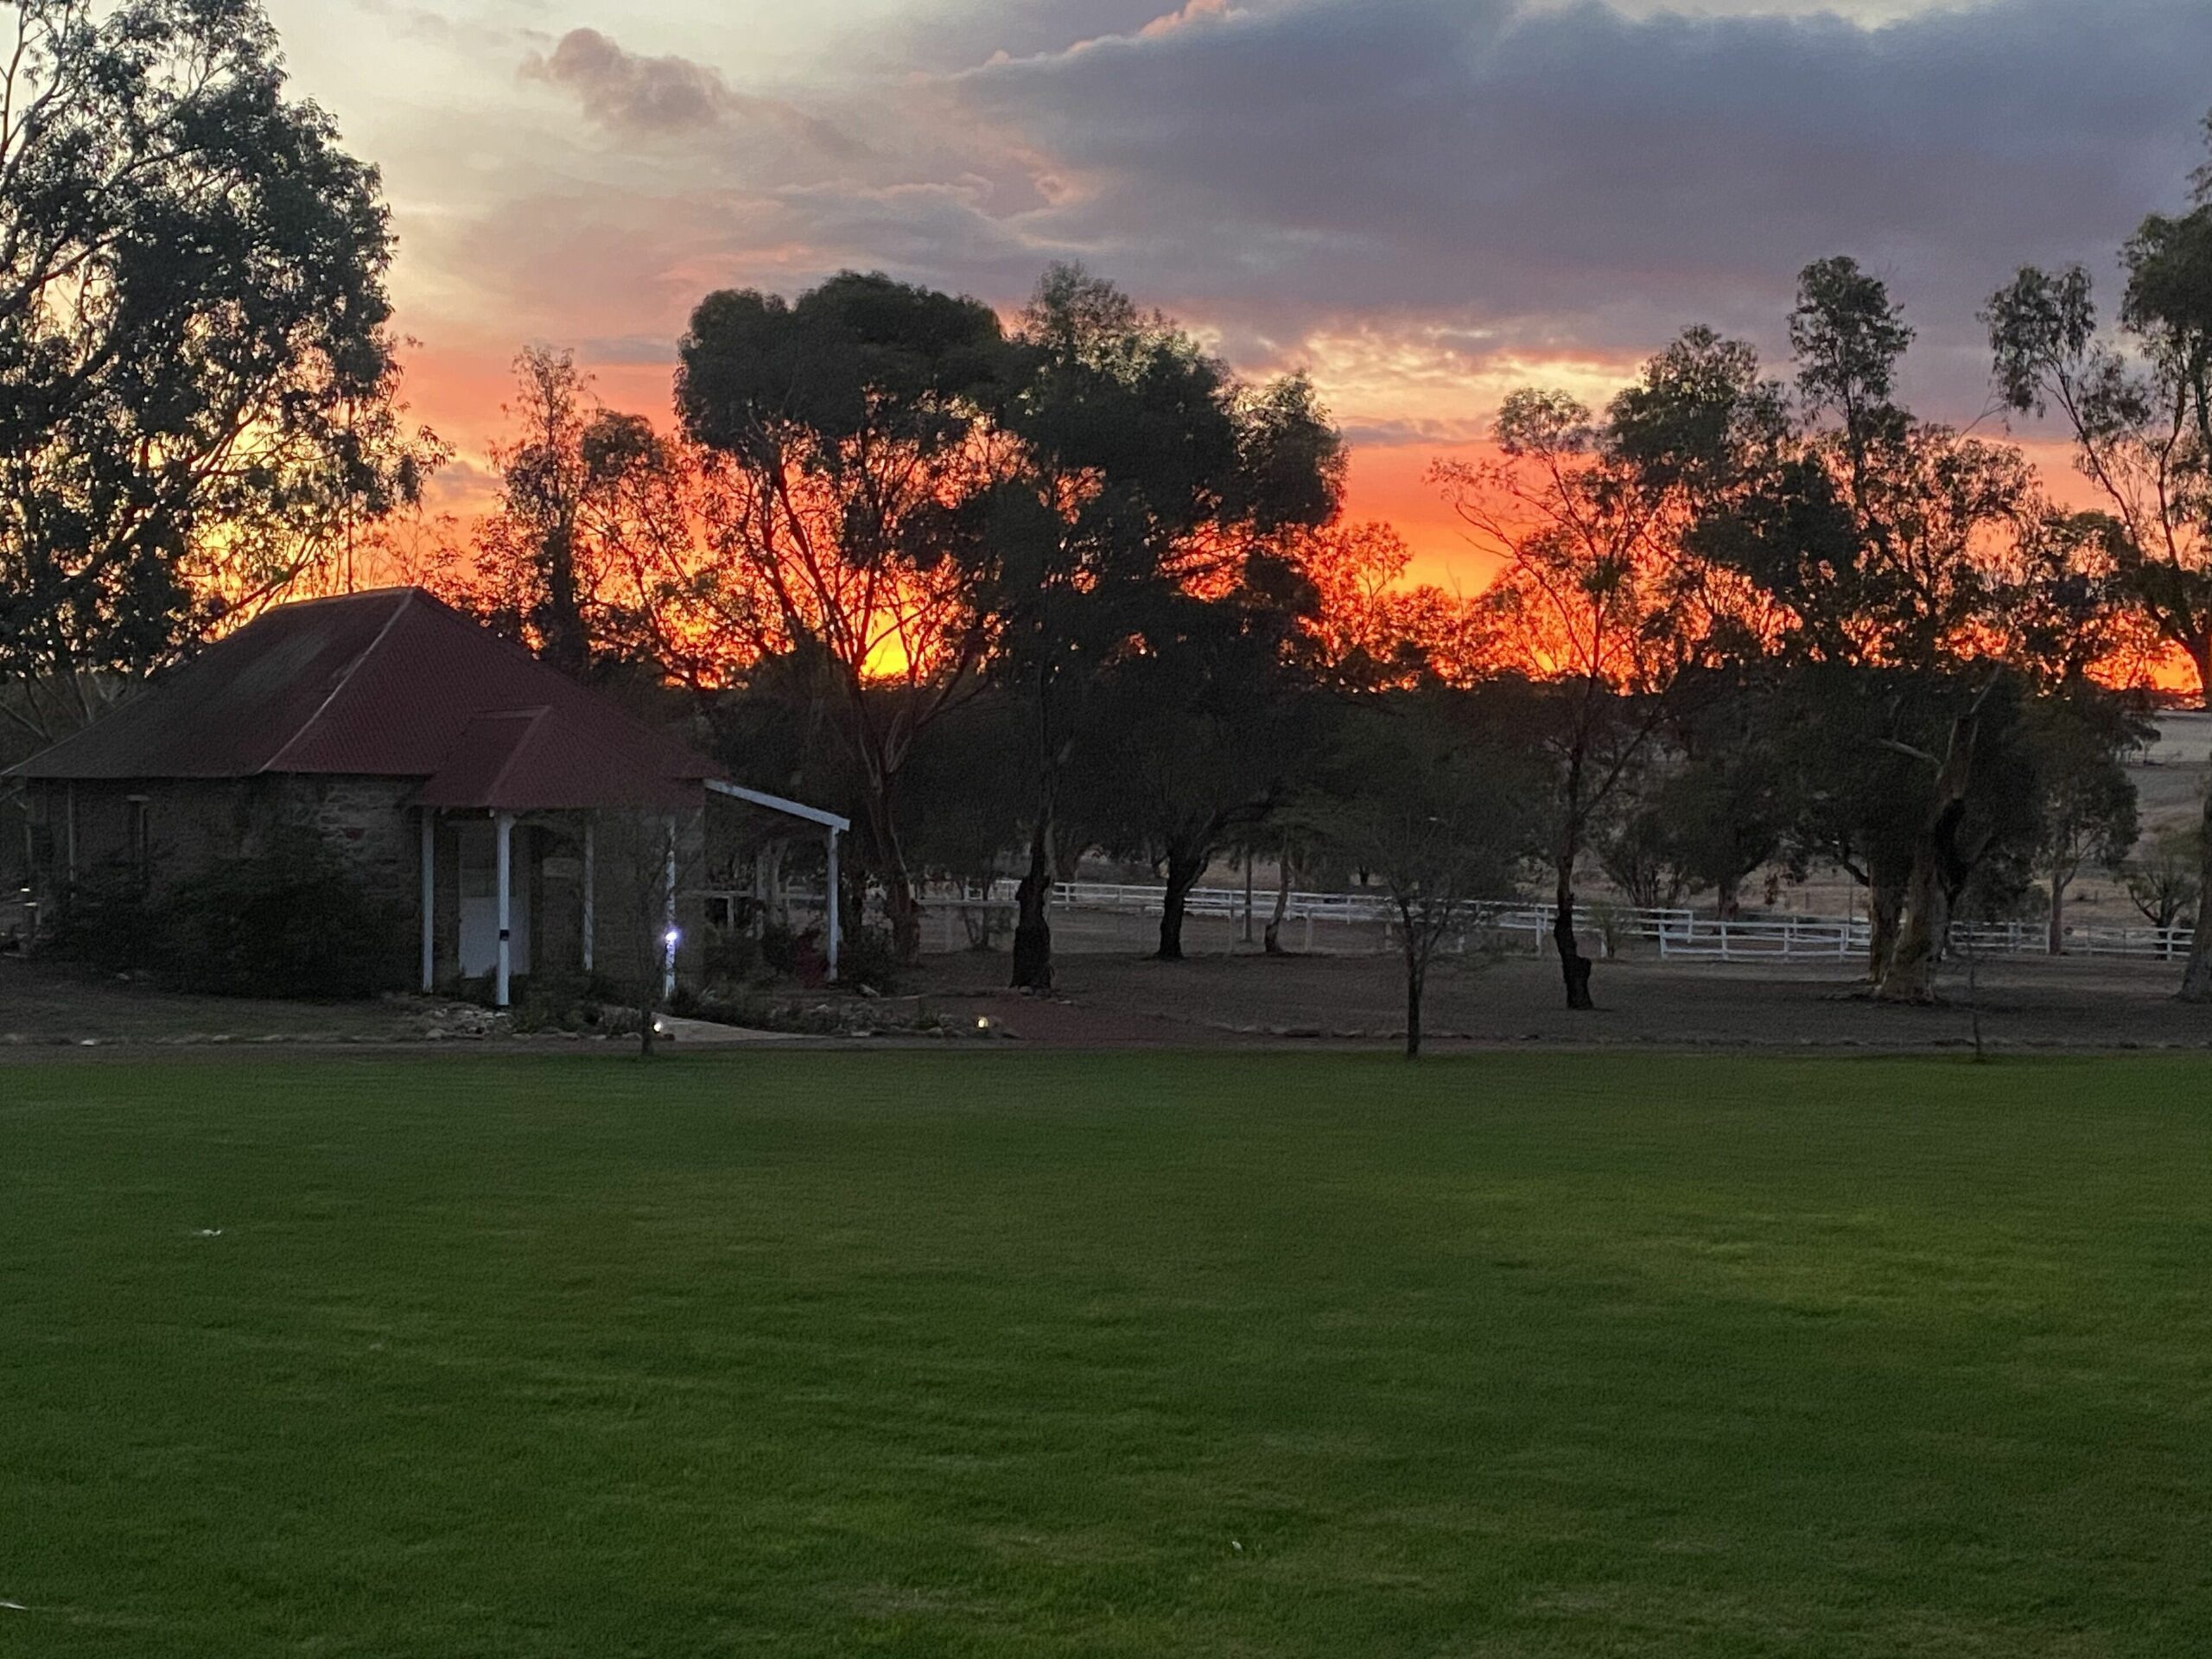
[1554,851,1594,1011]
[2047,870,2069,957]
[2191,633,2212,715]
[1866,864,1906,982]
[864,790,921,967]
[1404,951,1424,1058]
[1876,716,1980,1005]
[1263,850,1294,955]
[1554,742,1595,1011]
[1011,812,1054,992]
[540,524,589,676]
[1156,849,1203,961]
[1715,871,1740,923]
[1878,855,1952,1004]
[2177,757,2212,1001]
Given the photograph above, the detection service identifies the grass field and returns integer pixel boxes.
[3,1052,2208,1656]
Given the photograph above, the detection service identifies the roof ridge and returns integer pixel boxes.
[406,589,710,767]
[259,588,417,774]
[477,706,550,805]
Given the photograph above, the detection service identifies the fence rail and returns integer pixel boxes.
[931,880,2195,963]
[728,878,2192,963]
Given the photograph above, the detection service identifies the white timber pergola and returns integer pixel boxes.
[705,779,850,983]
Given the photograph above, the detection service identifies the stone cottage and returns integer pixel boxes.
[6,588,846,1001]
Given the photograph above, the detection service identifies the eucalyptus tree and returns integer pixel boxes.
[1435,327,1781,1008]
[1069,581,1321,961]
[459,348,702,681]
[677,270,1012,963]
[0,0,431,743]
[1982,115,2212,999]
[983,266,1342,990]
[1313,689,1538,1057]
[1986,248,2212,702]
[1711,260,2040,1000]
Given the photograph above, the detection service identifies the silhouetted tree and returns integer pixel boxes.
[677,271,1011,963]
[2023,690,2143,955]
[1071,587,1319,959]
[984,266,1341,990]
[1314,690,1537,1057]
[454,349,697,678]
[1433,327,1775,1008]
[0,0,436,743]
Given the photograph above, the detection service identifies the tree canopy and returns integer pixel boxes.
[0,0,434,742]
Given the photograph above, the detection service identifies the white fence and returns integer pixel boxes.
[912,880,2194,963]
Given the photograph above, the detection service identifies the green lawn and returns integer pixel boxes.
[2,1052,2208,1656]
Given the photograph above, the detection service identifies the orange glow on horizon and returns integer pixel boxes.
[390,337,2192,693]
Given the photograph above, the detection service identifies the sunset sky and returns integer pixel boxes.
[268,0,2212,587]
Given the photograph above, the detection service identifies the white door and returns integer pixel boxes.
[457,822,530,978]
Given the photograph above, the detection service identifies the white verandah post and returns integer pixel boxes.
[581,814,595,977]
[419,809,435,992]
[662,813,678,1002]
[494,809,514,1008]
[825,825,842,979]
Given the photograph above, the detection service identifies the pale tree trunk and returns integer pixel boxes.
[1878,855,1953,1003]
[1867,864,1906,982]
[2177,759,2212,1001]
[1877,716,1980,1004]
[864,786,921,968]
[1263,850,1294,955]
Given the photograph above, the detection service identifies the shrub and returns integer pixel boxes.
[702,931,761,983]
[834,925,900,995]
[154,823,408,1000]
[47,860,162,975]
[758,920,806,975]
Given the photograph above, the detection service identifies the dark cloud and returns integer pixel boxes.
[949,0,2212,414]
[854,0,1209,73]
[522,28,728,134]
[521,28,867,157]
[434,1,2212,436]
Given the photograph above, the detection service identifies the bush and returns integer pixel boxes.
[156,823,409,1000]
[47,861,162,975]
[834,925,900,995]
[758,920,807,976]
[510,974,638,1036]
[702,931,761,983]
[54,823,410,1001]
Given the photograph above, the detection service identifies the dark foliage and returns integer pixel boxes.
[52,824,405,1000]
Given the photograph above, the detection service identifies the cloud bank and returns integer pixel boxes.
[318,0,2212,570]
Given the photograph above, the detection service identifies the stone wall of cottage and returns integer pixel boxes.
[22,778,712,1000]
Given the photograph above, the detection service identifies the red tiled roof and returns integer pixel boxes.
[10,588,722,809]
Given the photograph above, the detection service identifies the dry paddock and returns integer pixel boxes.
[905,946,2212,1052]
[7,946,2212,1053]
